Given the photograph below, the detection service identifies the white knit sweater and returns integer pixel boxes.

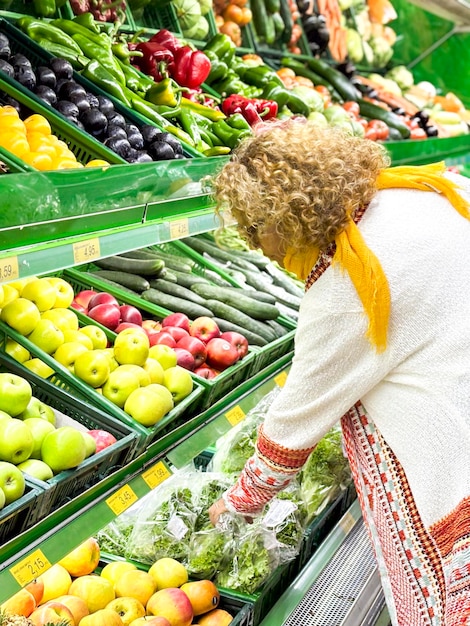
[261,176,470,530]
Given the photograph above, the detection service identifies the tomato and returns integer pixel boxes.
[364,128,378,141]
[357,118,369,129]
[410,127,427,140]
[342,101,360,118]
[367,120,390,140]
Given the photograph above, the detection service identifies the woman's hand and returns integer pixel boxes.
[209,498,229,526]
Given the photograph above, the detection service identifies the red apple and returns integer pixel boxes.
[176,335,207,369]
[162,312,191,333]
[163,326,190,342]
[174,348,195,371]
[74,290,98,309]
[150,332,177,348]
[115,322,146,335]
[190,316,220,343]
[194,365,218,380]
[87,303,121,331]
[206,337,239,371]
[142,319,162,333]
[88,292,119,310]
[220,331,249,359]
[70,300,87,314]
[119,304,142,326]
[87,429,117,453]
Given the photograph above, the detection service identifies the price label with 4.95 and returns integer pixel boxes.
[0,256,19,283]
[73,238,101,264]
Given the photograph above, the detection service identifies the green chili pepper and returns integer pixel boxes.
[180,97,225,122]
[81,59,131,107]
[72,12,101,34]
[285,91,311,117]
[204,146,231,156]
[50,18,111,48]
[203,128,225,146]
[179,108,206,153]
[203,33,236,66]
[262,81,291,108]
[129,95,196,147]
[204,51,229,86]
[212,119,251,149]
[146,78,183,108]
[225,112,251,131]
[242,65,284,88]
[72,34,125,85]
[115,57,153,96]
[23,20,83,53]
[35,39,88,69]
[33,0,56,18]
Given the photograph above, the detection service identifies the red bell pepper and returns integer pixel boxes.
[132,41,174,82]
[149,29,182,54]
[221,94,278,126]
[171,46,211,90]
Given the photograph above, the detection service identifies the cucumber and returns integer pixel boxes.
[119,249,160,261]
[234,266,274,293]
[272,11,286,40]
[191,283,280,320]
[269,284,302,308]
[83,275,139,296]
[159,269,178,283]
[279,0,293,44]
[149,279,209,307]
[170,269,211,289]
[264,13,276,44]
[94,255,165,277]
[203,269,234,287]
[265,0,280,14]
[239,288,277,305]
[141,289,214,319]
[250,0,269,40]
[205,300,278,342]
[91,270,150,292]
[265,263,304,297]
[305,57,360,103]
[358,99,411,139]
[183,236,260,272]
[214,318,268,346]
[275,301,299,320]
[148,248,196,273]
[265,318,291,338]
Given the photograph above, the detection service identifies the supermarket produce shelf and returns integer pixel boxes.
[259,499,386,626]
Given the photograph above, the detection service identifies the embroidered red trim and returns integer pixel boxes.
[256,424,314,471]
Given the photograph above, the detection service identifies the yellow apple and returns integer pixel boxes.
[106,597,146,625]
[148,345,177,370]
[146,588,193,626]
[62,329,94,349]
[5,337,30,363]
[100,348,119,372]
[59,537,101,577]
[54,594,90,624]
[46,277,75,309]
[115,364,151,387]
[180,580,220,616]
[197,609,234,626]
[21,278,57,312]
[129,618,171,626]
[7,277,36,295]
[100,561,137,586]
[22,358,55,379]
[114,570,156,607]
[113,330,149,367]
[124,386,174,426]
[28,319,64,355]
[54,341,89,373]
[0,298,41,335]
[41,308,79,333]
[163,367,193,404]
[143,358,165,385]
[102,368,140,408]
[2,283,20,306]
[0,587,36,617]
[68,574,115,613]
[0,284,3,308]
[37,563,72,603]
[74,350,110,388]
[80,608,124,626]
[80,325,108,350]
[29,600,74,626]
[148,558,188,590]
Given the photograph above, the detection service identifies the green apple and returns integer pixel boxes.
[41,307,79,333]
[102,368,140,408]
[0,410,12,421]
[115,364,151,387]
[18,397,56,425]
[163,366,194,404]
[23,417,56,458]
[80,325,108,350]
[74,350,110,388]
[124,385,174,426]
[54,341,89,373]
[113,329,149,367]
[22,358,55,379]
[41,426,87,473]
[143,358,165,385]
[44,277,75,309]
[82,432,97,458]
[17,458,53,481]
[27,318,65,355]
[5,338,30,363]
[0,418,34,464]
[0,461,25,505]
[148,344,178,370]
[0,297,41,335]
[21,277,57,312]
[0,486,5,510]
[0,372,32,416]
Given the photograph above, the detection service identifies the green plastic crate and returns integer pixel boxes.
[0,145,34,173]
[0,477,43,545]
[63,264,257,411]
[0,350,140,522]
[0,318,205,453]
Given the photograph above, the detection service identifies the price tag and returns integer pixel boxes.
[142,461,172,490]
[106,484,138,515]
[225,405,246,426]
[339,510,356,535]
[274,371,288,387]
[73,238,101,264]
[0,256,19,283]
[169,219,189,240]
[10,549,51,586]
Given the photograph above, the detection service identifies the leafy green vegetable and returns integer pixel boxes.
[186,528,231,579]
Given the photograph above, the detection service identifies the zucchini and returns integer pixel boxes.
[305,57,360,103]
[205,300,278,342]
[159,268,178,283]
[265,0,280,14]
[170,269,211,289]
[94,255,165,277]
[214,318,268,346]
[239,288,277,305]
[278,0,293,44]
[234,266,274,293]
[149,279,209,307]
[280,57,337,93]
[191,283,280,320]
[183,236,260,273]
[250,0,269,40]
[265,263,304,297]
[141,289,214,319]
[358,99,411,139]
[91,270,150,292]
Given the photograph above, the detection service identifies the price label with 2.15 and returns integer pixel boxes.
[10,549,51,587]
[0,256,19,283]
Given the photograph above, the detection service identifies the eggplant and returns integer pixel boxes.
[153,132,183,155]
[86,92,100,108]
[58,80,86,100]
[49,58,74,80]
[36,66,57,89]
[81,108,108,136]
[129,151,153,163]
[15,66,36,91]
[141,124,161,146]
[105,110,126,127]
[148,141,175,160]
[10,53,31,70]
[97,95,114,116]
[0,33,10,60]
[55,100,80,120]
[425,125,438,137]
[35,85,58,106]
[0,59,14,79]
[104,136,132,158]
[106,124,128,141]
[70,93,91,115]
[127,131,144,150]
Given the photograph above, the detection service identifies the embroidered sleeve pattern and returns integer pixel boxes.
[224,424,315,515]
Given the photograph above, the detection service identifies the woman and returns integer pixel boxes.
[208,121,470,626]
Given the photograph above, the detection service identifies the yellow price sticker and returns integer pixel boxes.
[339,511,356,535]
[0,256,19,283]
[225,405,246,427]
[274,371,288,387]
[10,549,51,587]
[73,238,101,264]
[142,461,172,490]
[106,484,138,515]
[169,219,189,240]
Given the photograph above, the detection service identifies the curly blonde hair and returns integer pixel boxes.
[212,120,390,251]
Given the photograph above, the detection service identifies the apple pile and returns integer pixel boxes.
[0,371,117,497]
[0,278,194,428]
[1,539,234,626]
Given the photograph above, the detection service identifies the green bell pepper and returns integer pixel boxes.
[204,51,229,86]
[242,65,284,88]
[225,112,251,131]
[33,0,56,18]
[204,33,236,66]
